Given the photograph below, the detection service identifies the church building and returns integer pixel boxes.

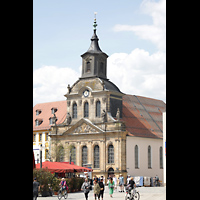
[48,17,166,182]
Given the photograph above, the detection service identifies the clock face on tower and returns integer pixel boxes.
[83,90,89,97]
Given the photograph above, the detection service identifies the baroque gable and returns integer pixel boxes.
[63,118,104,135]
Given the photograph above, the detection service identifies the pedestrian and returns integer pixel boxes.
[118,174,124,192]
[108,177,115,198]
[98,178,105,200]
[33,177,40,200]
[81,178,91,200]
[93,180,101,200]
[155,175,159,186]
[127,175,131,184]
[113,174,117,192]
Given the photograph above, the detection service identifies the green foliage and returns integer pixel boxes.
[33,168,84,195]
[33,168,55,195]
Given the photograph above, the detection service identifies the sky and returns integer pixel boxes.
[33,0,166,106]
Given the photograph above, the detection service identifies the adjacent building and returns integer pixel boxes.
[33,100,67,163]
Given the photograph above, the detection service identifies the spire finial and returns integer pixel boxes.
[93,12,98,30]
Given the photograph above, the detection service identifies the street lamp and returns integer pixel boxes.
[52,113,58,161]
[40,144,42,169]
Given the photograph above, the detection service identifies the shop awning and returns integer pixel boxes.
[35,161,93,173]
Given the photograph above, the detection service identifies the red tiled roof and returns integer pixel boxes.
[33,95,166,139]
[122,95,166,139]
[33,100,67,131]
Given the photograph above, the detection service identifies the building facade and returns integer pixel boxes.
[33,100,67,163]
[34,18,166,182]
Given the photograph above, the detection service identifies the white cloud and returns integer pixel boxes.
[113,0,166,52]
[33,0,166,105]
[33,65,79,106]
[107,48,166,102]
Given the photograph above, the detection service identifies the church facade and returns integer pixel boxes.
[48,18,166,182]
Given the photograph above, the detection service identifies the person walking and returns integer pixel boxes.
[98,178,105,200]
[108,177,115,198]
[113,174,117,192]
[93,180,101,200]
[81,178,91,200]
[33,177,40,200]
[118,174,124,192]
[155,175,159,186]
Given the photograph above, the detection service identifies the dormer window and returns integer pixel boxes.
[35,119,43,126]
[51,107,57,114]
[49,117,57,125]
[36,109,42,115]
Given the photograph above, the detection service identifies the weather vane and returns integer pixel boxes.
[93,12,98,30]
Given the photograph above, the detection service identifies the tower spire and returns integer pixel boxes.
[93,12,98,30]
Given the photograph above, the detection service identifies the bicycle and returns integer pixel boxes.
[125,186,140,200]
[58,186,68,199]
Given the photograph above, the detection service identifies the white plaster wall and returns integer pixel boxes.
[126,136,163,183]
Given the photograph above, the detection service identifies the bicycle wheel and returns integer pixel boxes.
[125,193,129,200]
[64,191,68,199]
[134,192,140,200]
[58,191,62,200]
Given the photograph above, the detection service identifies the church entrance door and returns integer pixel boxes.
[108,167,114,178]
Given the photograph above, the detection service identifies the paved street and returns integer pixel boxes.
[37,186,166,200]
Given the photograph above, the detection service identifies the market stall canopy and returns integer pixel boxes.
[35,161,93,173]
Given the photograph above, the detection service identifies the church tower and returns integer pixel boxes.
[80,16,108,80]
[50,15,127,180]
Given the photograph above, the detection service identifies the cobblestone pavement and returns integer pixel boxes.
[37,186,166,200]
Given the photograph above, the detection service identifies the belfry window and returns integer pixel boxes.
[96,100,101,117]
[86,61,91,73]
[84,102,89,118]
[72,103,77,118]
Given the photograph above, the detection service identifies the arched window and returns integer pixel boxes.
[94,145,100,168]
[108,144,114,163]
[72,103,77,118]
[135,145,139,169]
[160,146,163,169]
[96,100,101,117]
[148,145,151,169]
[71,146,76,165]
[84,102,89,118]
[86,61,91,72]
[58,145,65,162]
[82,146,87,166]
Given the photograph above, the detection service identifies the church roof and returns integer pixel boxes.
[122,94,166,139]
[33,100,67,131]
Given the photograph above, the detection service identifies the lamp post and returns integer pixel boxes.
[52,113,58,161]
[40,144,42,169]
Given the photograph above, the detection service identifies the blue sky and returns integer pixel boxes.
[33,0,166,106]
